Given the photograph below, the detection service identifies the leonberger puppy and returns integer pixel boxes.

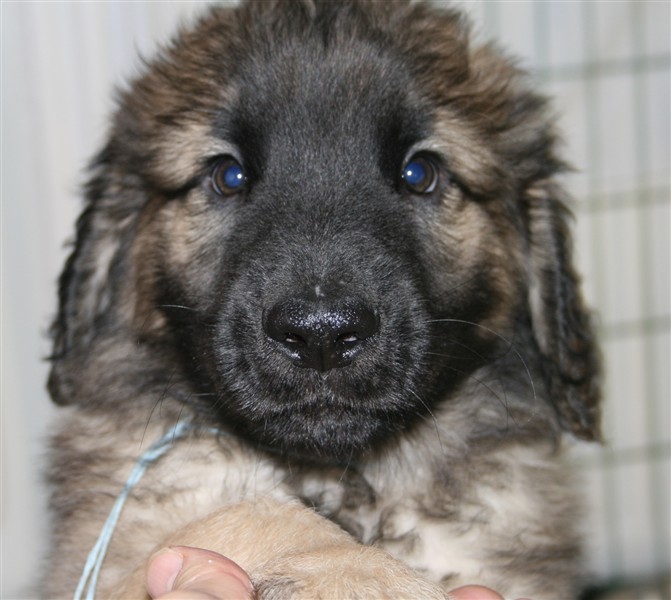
[43,0,601,598]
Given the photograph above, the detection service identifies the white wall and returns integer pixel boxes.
[1,3,209,596]
[1,1,669,597]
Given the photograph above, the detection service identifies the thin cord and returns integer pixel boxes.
[73,421,218,600]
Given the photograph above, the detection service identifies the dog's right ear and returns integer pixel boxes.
[48,144,145,405]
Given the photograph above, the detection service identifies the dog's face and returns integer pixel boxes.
[49,0,600,462]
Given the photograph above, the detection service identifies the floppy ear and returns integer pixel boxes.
[526,180,602,441]
[48,145,145,405]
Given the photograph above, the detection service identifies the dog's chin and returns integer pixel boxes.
[245,412,388,464]
[211,383,418,464]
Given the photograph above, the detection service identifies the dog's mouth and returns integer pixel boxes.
[199,283,435,462]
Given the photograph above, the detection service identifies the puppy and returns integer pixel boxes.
[43,1,601,598]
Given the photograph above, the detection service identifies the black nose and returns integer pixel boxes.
[263,297,379,371]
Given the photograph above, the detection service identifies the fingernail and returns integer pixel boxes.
[147,547,184,596]
[163,547,186,592]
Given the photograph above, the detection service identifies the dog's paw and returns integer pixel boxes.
[253,544,448,599]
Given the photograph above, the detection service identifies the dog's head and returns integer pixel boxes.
[49,0,600,462]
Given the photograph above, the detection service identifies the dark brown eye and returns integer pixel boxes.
[211,156,247,196]
[401,155,438,194]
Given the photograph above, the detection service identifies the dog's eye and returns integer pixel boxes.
[211,157,247,196]
[401,155,438,194]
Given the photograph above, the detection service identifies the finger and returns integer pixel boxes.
[449,585,506,600]
[147,546,253,600]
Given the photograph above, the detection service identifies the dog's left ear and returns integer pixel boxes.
[526,180,602,441]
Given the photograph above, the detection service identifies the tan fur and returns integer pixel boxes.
[113,499,451,600]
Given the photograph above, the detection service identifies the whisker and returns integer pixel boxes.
[425,351,467,360]
[142,368,180,447]
[440,274,481,298]
[425,318,537,404]
[425,335,490,362]
[426,336,516,428]
[158,304,196,312]
[442,364,517,430]
[407,388,444,453]
[338,460,351,484]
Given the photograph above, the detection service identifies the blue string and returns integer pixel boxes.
[73,421,217,600]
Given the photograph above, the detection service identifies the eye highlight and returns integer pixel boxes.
[211,156,247,197]
[401,154,438,194]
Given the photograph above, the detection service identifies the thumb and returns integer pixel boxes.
[146,546,254,600]
[449,585,506,600]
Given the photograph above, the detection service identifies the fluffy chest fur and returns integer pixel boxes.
[46,386,580,599]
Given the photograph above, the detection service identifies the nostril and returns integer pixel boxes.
[337,332,359,344]
[263,304,314,353]
[284,332,306,345]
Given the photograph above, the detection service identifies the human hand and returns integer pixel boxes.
[147,546,253,600]
[147,546,525,600]
[147,546,536,600]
